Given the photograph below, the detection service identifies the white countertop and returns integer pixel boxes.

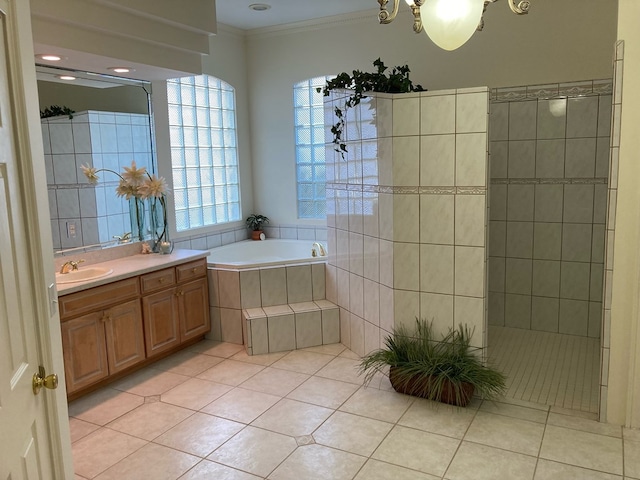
[56,249,209,296]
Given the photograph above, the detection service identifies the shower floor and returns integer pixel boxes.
[487,326,600,414]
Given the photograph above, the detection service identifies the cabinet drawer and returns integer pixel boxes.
[59,277,140,320]
[140,267,176,294]
[176,259,207,283]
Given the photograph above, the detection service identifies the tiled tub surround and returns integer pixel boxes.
[325,88,490,357]
[42,111,154,250]
[488,79,613,338]
[207,240,339,353]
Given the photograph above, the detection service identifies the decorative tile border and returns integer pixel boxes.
[327,183,486,195]
[491,79,612,103]
[491,177,608,185]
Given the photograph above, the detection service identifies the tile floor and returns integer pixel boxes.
[69,340,640,480]
[488,326,600,413]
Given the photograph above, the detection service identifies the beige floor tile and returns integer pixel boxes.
[207,426,297,477]
[445,441,537,480]
[161,377,233,410]
[399,398,477,439]
[287,376,359,409]
[354,459,440,480]
[72,428,146,478]
[534,459,622,479]
[68,388,144,426]
[200,387,280,424]
[188,340,245,358]
[154,412,245,457]
[372,425,460,477]
[230,349,288,366]
[315,356,364,385]
[480,400,549,424]
[196,359,264,386]
[179,460,263,479]
[94,443,199,480]
[338,348,361,360]
[339,387,413,423]
[302,343,346,355]
[540,425,623,475]
[151,350,225,376]
[624,439,640,479]
[493,396,551,412]
[313,411,393,456]
[547,412,622,438]
[240,366,310,396]
[464,411,545,456]
[107,401,194,441]
[268,444,366,480]
[69,418,100,443]
[110,368,190,397]
[252,398,333,436]
[271,350,334,375]
[549,405,598,420]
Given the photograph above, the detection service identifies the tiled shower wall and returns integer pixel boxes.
[487,80,612,338]
[42,111,153,250]
[325,88,490,357]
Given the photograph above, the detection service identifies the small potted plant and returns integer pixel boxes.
[360,319,506,407]
[246,214,270,240]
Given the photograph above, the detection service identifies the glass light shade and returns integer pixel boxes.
[421,0,484,51]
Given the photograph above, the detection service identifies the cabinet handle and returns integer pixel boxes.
[159,277,166,283]
[101,313,109,323]
[192,267,198,273]
[176,290,183,297]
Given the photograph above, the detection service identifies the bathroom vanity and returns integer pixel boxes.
[56,250,209,400]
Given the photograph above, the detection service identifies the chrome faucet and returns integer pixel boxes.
[59,259,85,274]
[311,242,327,257]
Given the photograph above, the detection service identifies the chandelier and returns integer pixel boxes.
[378,0,531,51]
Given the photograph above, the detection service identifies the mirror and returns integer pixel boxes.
[37,65,156,254]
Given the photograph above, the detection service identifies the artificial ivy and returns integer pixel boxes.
[317,58,426,156]
[40,105,75,119]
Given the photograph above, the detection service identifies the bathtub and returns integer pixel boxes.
[207,239,326,269]
[206,239,336,349]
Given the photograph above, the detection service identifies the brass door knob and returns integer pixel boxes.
[32,366,59,395]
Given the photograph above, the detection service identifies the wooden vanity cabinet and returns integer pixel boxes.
[59,256,210,398]
[141,259,209,358]
[59,278,144,394]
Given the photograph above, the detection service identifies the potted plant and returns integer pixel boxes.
[318,58,425,157]
[246,214,270,240]
[359,319,506,407]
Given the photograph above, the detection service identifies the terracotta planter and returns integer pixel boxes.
[251,230,263,241]
[389,366,475,407]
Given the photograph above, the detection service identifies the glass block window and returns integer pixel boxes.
[294,76,333,219]
[167,75,240,231]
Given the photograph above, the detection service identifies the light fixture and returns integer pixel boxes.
[56,75,76,81]
[35,54,63,62]
[378,0,531,50]
[249,3,271,11]
[108,67,134,73]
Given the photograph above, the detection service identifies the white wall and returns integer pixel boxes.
[245,0,617,226]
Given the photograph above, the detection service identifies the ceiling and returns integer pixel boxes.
[214,0,377,30]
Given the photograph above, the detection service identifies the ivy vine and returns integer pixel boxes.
[40,105,75,119]
[317,58,426,156]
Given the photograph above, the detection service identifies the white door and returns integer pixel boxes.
[0,0,68,477]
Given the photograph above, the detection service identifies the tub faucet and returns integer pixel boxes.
[59,259,85,274]
[312,242,326,257]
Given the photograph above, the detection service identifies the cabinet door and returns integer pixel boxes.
[61,312,108,394]
[178,278,210,341]
[104,299,146,373]
[142,287,180,358]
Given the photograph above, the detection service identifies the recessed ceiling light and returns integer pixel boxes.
[35,54,63,62]
[57,75,76,81]
[108,67,134,73]
[249,3,271,11]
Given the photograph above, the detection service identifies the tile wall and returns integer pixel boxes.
[487,79,613,338]
[43,111,153,250]
[325,88,490,357]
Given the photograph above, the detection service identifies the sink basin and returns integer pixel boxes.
[55,267,113,284]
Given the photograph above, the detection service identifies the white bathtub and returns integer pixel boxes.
[207,239,326,269]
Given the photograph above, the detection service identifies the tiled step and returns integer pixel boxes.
[243,300,339,355]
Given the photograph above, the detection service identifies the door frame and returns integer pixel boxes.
[6,0,73,476]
